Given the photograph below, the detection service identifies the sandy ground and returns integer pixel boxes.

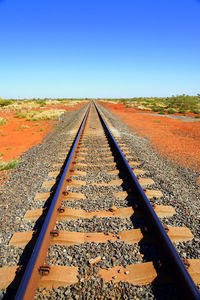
[0,102,85,185]
[101,102,200,172]
[0,103,84,162]
[0,111,55,161]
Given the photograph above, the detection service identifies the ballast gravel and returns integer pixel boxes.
[0,102,199,299]
[56,217,134,233]
[99,104,200,260]
[0,106,86,264]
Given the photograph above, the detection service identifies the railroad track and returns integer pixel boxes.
[0,102,199,299]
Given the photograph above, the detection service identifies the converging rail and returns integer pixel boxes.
[95,103,200,299]
[15,104,90,299]
[0,102,199,299]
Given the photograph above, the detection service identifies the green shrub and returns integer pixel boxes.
[190,109,199,114]
[0,99,13,107]
[37,100,46,107]
[179,108,186,115]
[159,108,165,115]
[167,108,176,114]
[105,94,200,114]
[0,117,7,125]
[20,125,30,129]
[152,106,160,112]
[15,111,29,119]
[0,160,19,171]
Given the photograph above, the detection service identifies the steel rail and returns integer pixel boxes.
[94,103,200,299]
[15,104,90,300]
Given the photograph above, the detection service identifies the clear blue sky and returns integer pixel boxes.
[0,0,200,98]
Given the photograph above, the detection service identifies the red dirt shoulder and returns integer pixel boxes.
[102,102,200,171]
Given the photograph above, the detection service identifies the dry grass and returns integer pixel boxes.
[15,109,65,121]
[0,159,19,171]
[7,101,41,111]
[0,99,84,112]
[0,98,84,122]
[45,99,82,106]
[0,117,7,125]
[20,124,30,129]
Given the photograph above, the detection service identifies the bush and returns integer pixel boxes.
[190,109,199,114]
[36,100,46,107]
[14,109,65,121]
[31,110,64,121]
[0,117,7,125]
[0,99,13,107]
[159,108,165,115]
[0,160,19,171]
[20,125,29,129]
[107,94,200,114]
[179,108,186,115]
[15,111,29,119]
[167,108,176,114]
[152,106,160,112]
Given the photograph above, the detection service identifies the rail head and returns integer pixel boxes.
[94,102,200,300]
[15,104,90,300]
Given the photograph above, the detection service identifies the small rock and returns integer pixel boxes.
[68,256,72,262]
[118,269,122,273]
[89,256,102,265]
[109,205,117,212]
[111,257,117,265]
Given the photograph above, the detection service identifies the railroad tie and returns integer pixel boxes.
[34,191,86,202]
[114,190,163,200]
[107,169,146,176]
[99,260,200,285]
[0,266,78,290]
[9,226,194,248]
[0,260,200,290]
[23,204,175,221]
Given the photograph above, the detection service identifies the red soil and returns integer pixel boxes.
[102,102,200,171]
[0,102,85,162]
[0,112,55,162]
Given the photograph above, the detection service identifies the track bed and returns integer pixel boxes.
[0,103,199,299]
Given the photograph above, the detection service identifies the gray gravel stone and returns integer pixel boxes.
[1,103,199,299]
